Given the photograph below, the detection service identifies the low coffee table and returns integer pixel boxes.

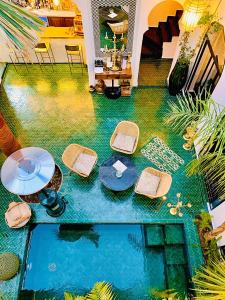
[99,154,138,191]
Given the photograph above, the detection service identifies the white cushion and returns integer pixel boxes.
[73,153,96,176]
[136,172,160,195]
[112,133,136,153]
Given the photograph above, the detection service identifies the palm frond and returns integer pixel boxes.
[64,292,86,300]
[192,257,225,299]
[187,153,225,200]
[86,282,115,300]
[164,90,211,135]
[0,0,44,49]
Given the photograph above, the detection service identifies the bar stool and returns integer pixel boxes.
[65,44,84,74]
[34,42,55,67]
[9,48,30,72]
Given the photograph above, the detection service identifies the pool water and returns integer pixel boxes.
[20,224,189,300]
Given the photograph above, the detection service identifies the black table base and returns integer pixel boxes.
[105,86,121,99]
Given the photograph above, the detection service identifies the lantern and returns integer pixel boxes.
[182,0,208,31]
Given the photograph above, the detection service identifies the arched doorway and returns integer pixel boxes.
[138,0,183,86]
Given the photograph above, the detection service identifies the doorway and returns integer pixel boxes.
[138,1,183,86]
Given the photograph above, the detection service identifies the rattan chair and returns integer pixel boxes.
[110,121,139,154]
[135,167,172,199]
[62,144,98,177]
[5,202,31,228]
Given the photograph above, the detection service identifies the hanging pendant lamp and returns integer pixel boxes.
[182,0,209,31]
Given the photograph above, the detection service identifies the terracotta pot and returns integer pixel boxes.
[0,113,21,156]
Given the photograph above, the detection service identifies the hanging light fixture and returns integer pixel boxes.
[182,0,208,31]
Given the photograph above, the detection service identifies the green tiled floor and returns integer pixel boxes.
[0,64,206,299]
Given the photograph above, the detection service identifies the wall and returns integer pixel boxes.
[73,0,95,85]
[148,0,183,27]
[211,0,225,107]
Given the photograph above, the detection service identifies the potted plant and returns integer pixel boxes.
[169,32,194,96]
[164,89,225,201]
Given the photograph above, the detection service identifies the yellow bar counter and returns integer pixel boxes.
[38,26,86,64]
[0,26,86,65]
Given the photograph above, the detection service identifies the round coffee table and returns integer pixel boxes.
[99,154,138,191]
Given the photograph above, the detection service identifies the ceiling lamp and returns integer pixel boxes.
[53,0,60,7]
[182,0,208,31]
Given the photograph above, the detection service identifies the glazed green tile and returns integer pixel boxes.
[0,64,207,298]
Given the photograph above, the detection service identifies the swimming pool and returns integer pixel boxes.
[19,224,189,299]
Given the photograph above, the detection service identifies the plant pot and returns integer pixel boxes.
[0,113,21,156]
[168,62,189,96]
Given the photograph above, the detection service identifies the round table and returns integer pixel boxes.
[99,154,138,191]
[0,147,55,196]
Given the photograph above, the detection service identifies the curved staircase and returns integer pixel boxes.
[141,10,183,59]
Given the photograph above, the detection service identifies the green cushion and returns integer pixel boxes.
[0,253,19,281]
[145,225,164,246]
[165,224,185,244]
[165,245,186,265]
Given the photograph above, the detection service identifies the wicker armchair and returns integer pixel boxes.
[110,121,139,154]
[62,144,98,177]
[5,202,31,228]
[135,167,172,199]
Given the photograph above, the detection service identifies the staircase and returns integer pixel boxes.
[141,10,183,59]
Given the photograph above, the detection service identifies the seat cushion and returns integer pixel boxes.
[136,172,160,195]
[73,152,96,176]
[112,133,136,153]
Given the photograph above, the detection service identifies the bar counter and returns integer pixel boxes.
[0,26,86,64]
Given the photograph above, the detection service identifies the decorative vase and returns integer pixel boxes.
[183,139,193,151]
[89,85,95,93]
[95,80,105,95]
[168,62,189,96]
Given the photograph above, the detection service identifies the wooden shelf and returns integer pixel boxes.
[95,68,132,80]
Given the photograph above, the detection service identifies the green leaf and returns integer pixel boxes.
[0,0,44,49]
[86,282,116,300]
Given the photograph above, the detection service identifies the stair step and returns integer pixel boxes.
[167,16,180,36]
[143,27,162,47]
[159,22,172,42]
[176,9,183,20]
[141,44,162,59]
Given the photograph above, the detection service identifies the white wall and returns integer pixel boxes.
[148,0,183,27]
[209,202,225,247]
[74,0,95,85]
[211,2,225,107]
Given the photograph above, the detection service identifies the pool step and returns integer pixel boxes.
[145,224,185,247]
[145,224,164,246]
[165,224,185,245]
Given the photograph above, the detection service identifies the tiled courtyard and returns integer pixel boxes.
[0,64,207,299]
